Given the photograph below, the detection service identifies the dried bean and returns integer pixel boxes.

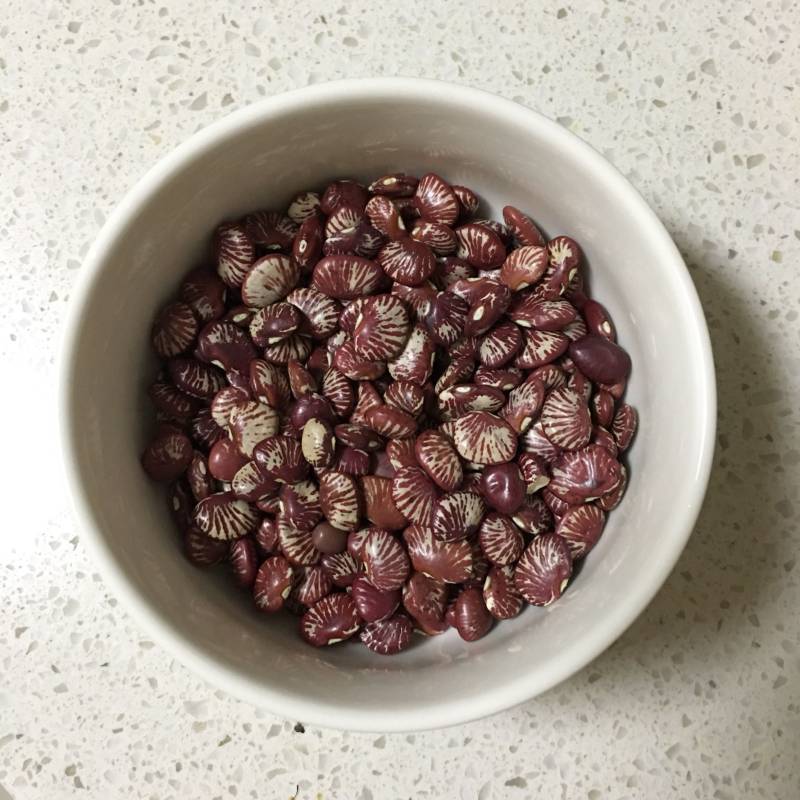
[300,593,361,646]
[142,430,193,482]
[515,534,573,606]
[360,614,413,655]
[481,463,526,515]
[453,587,493,642]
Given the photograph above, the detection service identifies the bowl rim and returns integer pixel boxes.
[59,76,717,732]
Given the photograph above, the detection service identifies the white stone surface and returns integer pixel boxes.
[1,0,799,797]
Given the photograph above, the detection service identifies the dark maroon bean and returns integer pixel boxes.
[244,210,297,251]
[361,475,408,530]
[311,521,349,554]
[463,283,511,337]
[568,335,631,385]
[320,550,360,587]
[353,294,411,361]
[208,437,248,481]
[187,451,213,501]
[293,213,324,273]
[168,357,226,400]
[291,565,334,607]
[481,463,526,515]
[555,505,606,559]
[280,480,322,531]
[515,533,573,606]
[180,267,227,323]
[215,222,255,288]
[455,223,506,269]
[362,530,410,591]
[425,291,468,347]
[290,393,335,429]
[351,575,401,622]
[253,435,307,483]
[142,430,193,482]
[452,184,480,216]
[169,480,194,531]
[369,173,419,197]
[253,556,295,612]
[365,404,417,439]
[312,255,384,300]
[453,587,493,642]
[502,205,546,247]
[287,191,320,224]
[246,361,286,410]
[483,565,524,619]
[591,390,615,428]
[229,537,259,588]
[149,382,199,422]
[478,512,524,566]
[378,239,437,286]
[193,491,259,540]
[223,305,255,328]
[612,403,637,451]
[286,359,316,399]
[228,401,280,457]
[300,593,361,646]
[402,571,449,633]
[511,494,553,536]
[360,614,414,655]
[254,517,279,556]
[151,301,198,359]
[366,195,408,240]
[320,180,369,215]
[333,446,371,476]
[432,491,485,542]
[183,526,229,566]
[582,299,616,341]
[410,220,457,255]
[404,524,473,584]
[549,445,622,504]
[414,173,459,226]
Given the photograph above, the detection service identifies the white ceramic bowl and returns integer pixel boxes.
[60,78,715,732]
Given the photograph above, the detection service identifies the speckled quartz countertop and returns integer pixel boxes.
[1,1,799,797]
